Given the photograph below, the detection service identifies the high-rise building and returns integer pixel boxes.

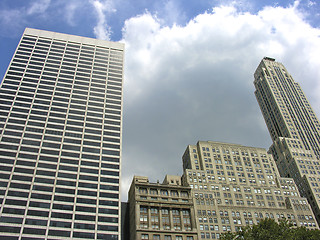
[254,57,320,224]
[0,28,124,239]
[182,141,317,239]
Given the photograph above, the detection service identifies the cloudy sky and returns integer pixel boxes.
[1,0,320,201]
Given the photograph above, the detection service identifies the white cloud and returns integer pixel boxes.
[90,0,116,40]
[27,0,51,15]
[64,2,80,26]
[0,9,22,25]
[120,3,320,200]
[163,0,183,23]
[307,1,316,7]
[0,0,52,37]
[154,0,187,26]
[0,8,27,37]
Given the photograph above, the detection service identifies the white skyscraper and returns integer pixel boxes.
[0,28,124,239]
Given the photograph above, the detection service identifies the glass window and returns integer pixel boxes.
[48,229,71,237]
[153,235,160,240]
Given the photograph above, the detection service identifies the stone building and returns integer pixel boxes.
[182,141,318,239]
[128,175,198,240]
[254,57,320,224]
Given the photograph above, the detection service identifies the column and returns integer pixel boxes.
[159,208,163,230]
[180,208,184,231]
[170,208,174,230]
[148,207,152,229]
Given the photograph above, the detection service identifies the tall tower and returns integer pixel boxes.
[0,28,124,239]
[254,57,320,223]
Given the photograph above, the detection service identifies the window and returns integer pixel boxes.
[171,190,178,196]
[161,190,168,195]
[141,234,149,239]
[183,210,191,230]
[153,235,160,240]
[162,208,170,230]
[140,207,148,229]
[181,191,188,197]
[172,209,181,230]
[151,208,159,229]
[150,189,157,195]
[139,188,147,195]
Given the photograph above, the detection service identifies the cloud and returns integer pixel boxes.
[0,0,51,37]
[0,7,30,38]
[27,0,51,15]
[63,1,81,26]
[307,1,316,7]
[156,0,187,26]
[90,0,116,40]
[119,3,320,200]
[0,9,23,26]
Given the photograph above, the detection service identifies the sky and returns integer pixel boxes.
[0,0,320,201]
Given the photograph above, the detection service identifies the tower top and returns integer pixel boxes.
[263,56,276,61]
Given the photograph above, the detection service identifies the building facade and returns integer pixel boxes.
[128,175,198,240]
[254,57,320,224]
[0,28,124,239]
[182,141,318,239]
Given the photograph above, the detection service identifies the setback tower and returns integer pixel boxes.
[254,57,320,224]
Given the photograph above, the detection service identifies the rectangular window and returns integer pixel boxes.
[153,235,160,240]
[141,234,149,240]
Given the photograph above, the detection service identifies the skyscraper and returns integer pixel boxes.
[254,57,320,224]
[0,28,124,239]
[182,141,317,239]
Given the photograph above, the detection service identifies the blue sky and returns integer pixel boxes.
[1,0,319,77]
[1,0,320,200]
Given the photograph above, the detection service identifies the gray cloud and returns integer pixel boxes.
[120,3,320,200]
